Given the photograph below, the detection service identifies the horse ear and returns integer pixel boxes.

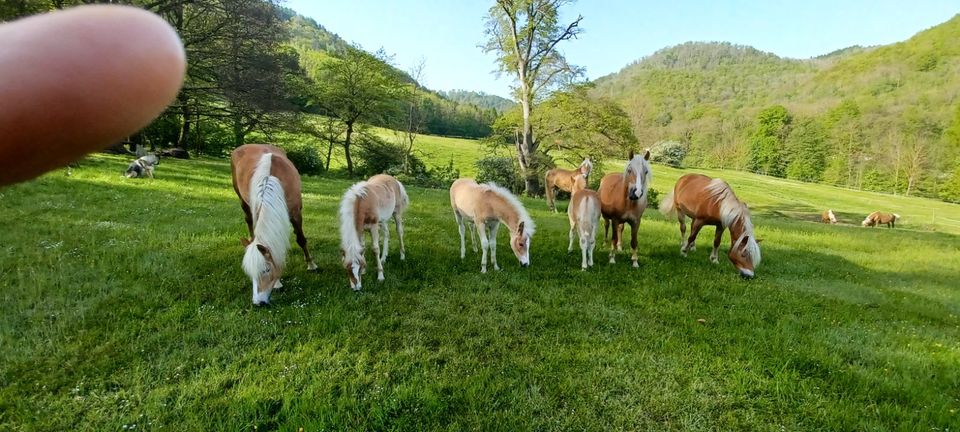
[517,221,525,234]
[643,149,651,160]
[240,238,251,247]
[256,244,272,259]
[628,149,635,160]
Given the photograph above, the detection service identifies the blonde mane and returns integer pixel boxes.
[339,181,368,261]
[483,182,535,236]
[705,178,760,266]
[242,153,290,277]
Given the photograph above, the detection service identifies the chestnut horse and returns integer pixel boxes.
[660,173,761,278]
[231,144,316,305]
[567,173,600,270]
[862,211,899,228]
[821,209,837,224]
[545,158,593,212]
[339,174,409,291]
[451,178,535,273]
[599,150,652,267]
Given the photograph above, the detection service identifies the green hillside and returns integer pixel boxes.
[593,15,960,203]
[1,155,957,429]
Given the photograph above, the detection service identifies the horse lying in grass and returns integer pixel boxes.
[339,174,409,291]
[599,150,652,267]
[660,173,762,278]
[231,144,317,305]
[862,211,899,228]
[567,173,600,270]
[821,209,837,224]
[545,158,593,212]
[450,178,535,273]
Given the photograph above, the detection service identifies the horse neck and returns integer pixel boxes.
[489,194,521,232]
[727,214,751,246]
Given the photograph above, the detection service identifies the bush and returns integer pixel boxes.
[281,142,324,175]
[356,135,404,177]
[646,187,661,209]
[649,141,687,168]
[356,136,460,188]
[475,156,523,192]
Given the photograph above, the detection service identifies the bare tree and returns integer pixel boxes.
[483,0,583,195]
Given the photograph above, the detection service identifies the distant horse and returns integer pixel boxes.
[567,173,600,270]
[450,178,535,273]
[821,209,837,224]
[339,174,409,290]
[599,150,652,267]
[231,144,317,305]
[545,158,593,212]
[660,173,762,278]
[862,211,899,228]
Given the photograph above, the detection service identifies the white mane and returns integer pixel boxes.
[339,181,368,262]
[242,153,290,277]
[625,155,653,193]
[580,158,593,177]
[705,178,760,266]
[483,182,535,237]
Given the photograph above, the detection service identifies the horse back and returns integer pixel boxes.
[231,144,302,209]
[673,174,722,222]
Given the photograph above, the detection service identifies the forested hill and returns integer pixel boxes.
[593,15,960,202]
[284,11,497,138]
[439,90,516,113]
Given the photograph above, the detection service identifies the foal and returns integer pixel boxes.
[450,178,535,273]
[339,174,409,290]
[231,144,316,305]
[567,174,600,270]
[545,158,593,212]
[598,150,652,267]
[821,209,837,224]
[862,211,899,228]
[660,173,762,278]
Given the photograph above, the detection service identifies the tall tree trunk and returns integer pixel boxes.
[177,94,192,149]
[344,121,355,176]
[518,97,539,196]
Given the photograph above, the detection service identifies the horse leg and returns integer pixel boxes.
[469,220,478,252]
[568,213,577,253]
[678,214,688,256]
[686,218,706,255]
[455,211,466,259]
[476,221,490,273]
[395,212,406,260]
[380,221,389,264]
[711,225,724,264]
[579,226,589,270]
[630,221,639,268]
[291,210,317,271]
[588,221,597,267]
[489,221,501,271]
[616,223,625,252]
[370,224,384,281]
[241,201,253,239]
[609,219,619,264]
[546,180,556,212]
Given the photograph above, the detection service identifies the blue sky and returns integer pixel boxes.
[285,0,959,98]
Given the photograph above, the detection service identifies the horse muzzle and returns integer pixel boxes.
[739,269,755,279]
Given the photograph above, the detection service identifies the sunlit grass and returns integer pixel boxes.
[1,153,958,430]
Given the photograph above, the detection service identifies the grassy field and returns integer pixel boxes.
[1,151,959,430]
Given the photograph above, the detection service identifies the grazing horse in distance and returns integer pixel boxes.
[660,173,762,278]
[450,178,535,273]
[231,144,316,305]
[862,211,899,228]
[567,173,600,270]
[599,150,652,267]
[545,158,593,212]
[821,209,837,224]
[339,174,409,291]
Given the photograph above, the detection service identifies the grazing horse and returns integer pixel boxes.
[862,211,899,228]
[660,173,762,278]
[599,150,652,267]
[545,158,593,212]
[450,178,535,273]
[821,209,837,224]
[231,144,316,305]
[567,174,600,270]
[339,174,409,291]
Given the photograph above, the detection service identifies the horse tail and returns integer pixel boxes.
[397,179,409,211]
[893,213,901,220]
[659,189,677,217]
[544,171,555,210]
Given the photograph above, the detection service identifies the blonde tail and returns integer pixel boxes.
[659,189,677,217]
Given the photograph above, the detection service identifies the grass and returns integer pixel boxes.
[1,151,959,430]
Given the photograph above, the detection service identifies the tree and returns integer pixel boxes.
[399,59,426,174]
[747,105,791,177]
[313,47,406,175]
[785,118,827,182]
[483,0,583,195]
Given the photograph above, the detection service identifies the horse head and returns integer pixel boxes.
[242,238,282,305]
[510,221,533,267]
[624,150,651,201]
[341,248,367,291]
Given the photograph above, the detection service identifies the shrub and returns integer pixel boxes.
[476,156,523,192]
[355,135,404,177]
[646,187,661,209]
[281,142,323,175]
[649,140,687,168]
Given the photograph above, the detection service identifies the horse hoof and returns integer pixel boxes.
[632,261,639,268]
[307,263,318,272]
[481,268,487,274]
[710,258,719,264]
[377,274,384,281]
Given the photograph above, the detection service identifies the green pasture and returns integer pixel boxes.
[1,151,958,430]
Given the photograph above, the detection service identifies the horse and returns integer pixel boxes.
[821,209,837,224]
[450,178,535,273]
[598,150,652,267]
[545,158,593,212]
[567,173,600,270]
[231,144,317,305]
[660,173,762,278]
[339,174,409,290]
[862,211,899,228]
